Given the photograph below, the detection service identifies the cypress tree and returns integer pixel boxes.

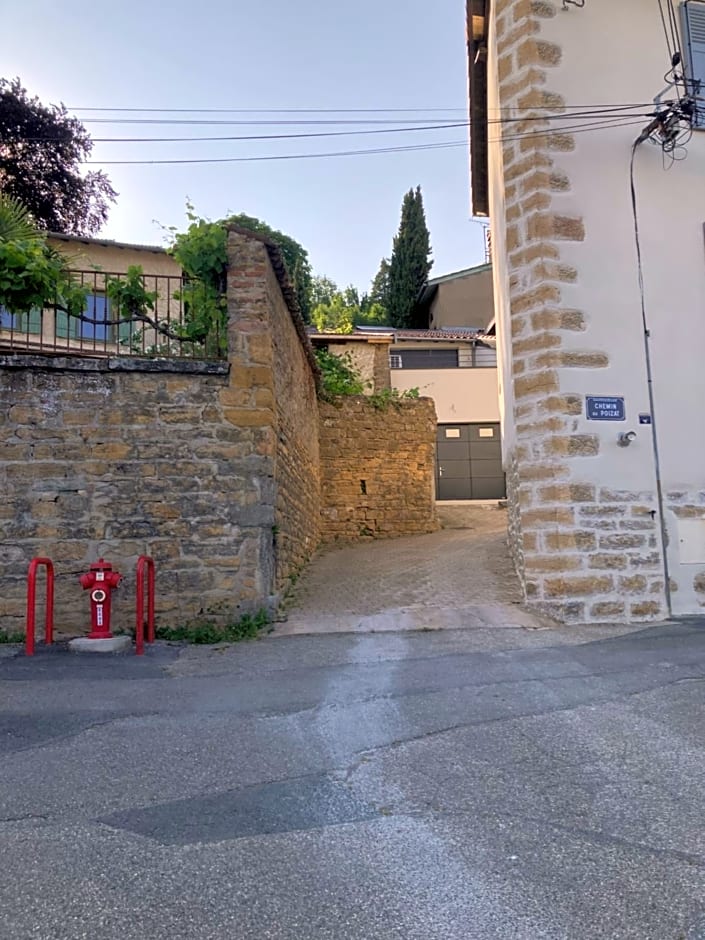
[387,186,433,328]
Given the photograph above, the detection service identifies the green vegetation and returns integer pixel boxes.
[310,277,388,334]
[387,186,433,328]
[0,193,89,317]
[314,346,419,406]
[155,608,270,644]
[314,347,365,398]
[0,630,25,644]
[168,205,313,321]
[368,386,420,409]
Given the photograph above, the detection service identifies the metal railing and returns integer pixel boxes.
[0,270,226,361]
[25,557,55,656]
[135,555,156,656]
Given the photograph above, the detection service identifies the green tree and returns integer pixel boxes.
[387,187,433,328]
[355,301,389,327]
[0,78,116,235]
[310,275,339,308]
[311,294,354,334]
[0,193,86,316]
[369,257,391,310]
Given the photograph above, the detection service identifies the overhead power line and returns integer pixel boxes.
[18,106,660,145]
[69,106,469,114]
[491,116,650,144]
[21,122,470,144]
[85,139,469,166]
[67,101,656,116]
[84,118,654,166]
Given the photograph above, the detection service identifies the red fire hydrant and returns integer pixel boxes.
[79,559,122,639]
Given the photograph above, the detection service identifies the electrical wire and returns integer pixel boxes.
[18,122,470,144]
[65,103,660,127]
[666,0,684,66]
[71,115,660,166]
[85,139,469,166]
[67,101,656,115]
[16,107,660,145]
[69,106,469,114]
[629,136,672,615]
[657,0,676,63]
[489,116,650,144]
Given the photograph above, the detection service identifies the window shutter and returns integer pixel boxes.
[681,0,705,127]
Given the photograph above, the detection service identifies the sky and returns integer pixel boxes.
[4,0,487,292]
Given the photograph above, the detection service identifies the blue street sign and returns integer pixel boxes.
[586,396,625,421]
[639,413,652,425]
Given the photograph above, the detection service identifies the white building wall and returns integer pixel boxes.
[487,10,516,458]
[536,1,705,615]
[392,368,500,424]
[485,0,705,621]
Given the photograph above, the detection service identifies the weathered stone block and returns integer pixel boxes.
[544,575,613,597]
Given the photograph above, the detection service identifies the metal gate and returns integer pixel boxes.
[436,423,505,500]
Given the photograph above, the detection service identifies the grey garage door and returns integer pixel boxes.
[436,423,505,501]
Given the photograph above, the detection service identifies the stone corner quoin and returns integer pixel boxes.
[491,0,669,624]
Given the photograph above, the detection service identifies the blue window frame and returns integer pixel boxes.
[56,294,113,341]
[0,305,42,334]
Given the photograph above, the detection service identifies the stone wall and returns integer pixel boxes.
[225,230,321,590]
[323,339,392,393]
[0,356,259,635]
[489,0,666,622]
[319,397,438,542]
[0,229,321,637]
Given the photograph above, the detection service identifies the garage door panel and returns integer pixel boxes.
[468,425,499,443]
[436,422,505,501]
[470,458,504,478]
[472,477,507,499]
[437,426,471,442]
[440,460,472,480]
[437,441,471,461]
[469,441,502,461]
[440,478,473,499]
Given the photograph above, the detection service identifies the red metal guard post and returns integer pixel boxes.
[26,558,55,656]
[135,556,155,656]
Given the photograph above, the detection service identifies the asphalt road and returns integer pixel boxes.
[0,619,704,939]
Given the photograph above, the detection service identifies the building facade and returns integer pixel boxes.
[415,262,495,330]
[1,235,184,356]
[469,0,705,621]
[390,329,503,500]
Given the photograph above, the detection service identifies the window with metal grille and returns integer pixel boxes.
[0,306,42,334]
[473,343,497,367]
[394,348,459,369]
[389,353,402,369]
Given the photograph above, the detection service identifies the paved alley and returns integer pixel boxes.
[274,503,545,636]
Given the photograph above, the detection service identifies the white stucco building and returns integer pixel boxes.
[468,0,705,621]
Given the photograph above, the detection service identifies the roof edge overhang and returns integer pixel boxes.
[467,0,490,218]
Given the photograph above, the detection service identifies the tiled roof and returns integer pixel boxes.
[394,328,488,342]
[48,232,168,254]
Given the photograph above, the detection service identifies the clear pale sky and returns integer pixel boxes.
[4,0,486,291]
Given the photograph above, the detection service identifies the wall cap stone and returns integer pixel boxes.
[0,353,230,375]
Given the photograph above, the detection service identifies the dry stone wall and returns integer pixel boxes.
[0,230,321,637]
[225,230,320,591]
[319,397,438,542]
[0,356,261,635]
